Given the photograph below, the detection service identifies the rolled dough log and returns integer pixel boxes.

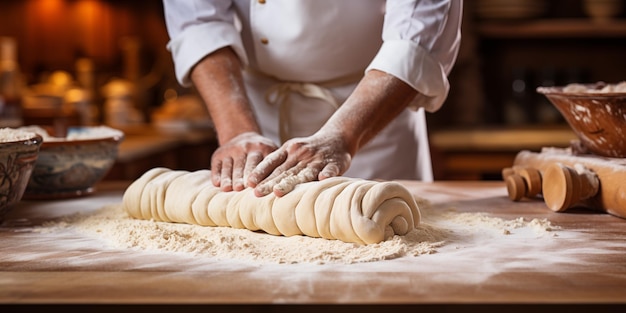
[122,167,421,244]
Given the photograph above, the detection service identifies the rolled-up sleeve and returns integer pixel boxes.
[163,0,248,86]
[366,0,462,112]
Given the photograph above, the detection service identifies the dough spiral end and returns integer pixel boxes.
[123,168,421,244]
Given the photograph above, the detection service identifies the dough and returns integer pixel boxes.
[122,167,421,244]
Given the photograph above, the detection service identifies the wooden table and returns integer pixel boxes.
[1,181,625,311]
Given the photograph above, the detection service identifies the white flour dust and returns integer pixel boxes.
[17,125,123,141]
[36,198,560,265]
[0,127,39,142]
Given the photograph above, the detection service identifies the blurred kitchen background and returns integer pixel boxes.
[1,0,625,181]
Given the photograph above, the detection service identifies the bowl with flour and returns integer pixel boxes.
[19,125,124,199]
[537,81,626,158]
[0,128,43,222]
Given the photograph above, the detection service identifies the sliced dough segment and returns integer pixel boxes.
[122,168,421,244]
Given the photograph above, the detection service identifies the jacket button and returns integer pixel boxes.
[260,38,269,45]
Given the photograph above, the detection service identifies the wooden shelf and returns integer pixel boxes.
[429,127,577,180]
[104,124,218,181]
[477,18,626,38]
[430,126,576,152]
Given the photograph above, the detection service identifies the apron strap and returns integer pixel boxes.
[246,67,362,143]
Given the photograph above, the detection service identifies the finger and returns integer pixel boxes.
[220,157,234,192]
[210,158,222,187]
[247,149,288,187]
[243,151,263,185]
[232,156,246,191]
[253,165,301,197]
[273,167,319,197]
[319,162,341,180]
[254,164,317,197]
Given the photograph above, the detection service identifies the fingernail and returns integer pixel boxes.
[254,184,271,197]
[233,179,244,191]
[274,184,287,194]
[248,175,257,184]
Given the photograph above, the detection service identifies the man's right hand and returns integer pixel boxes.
[210,132,278,192]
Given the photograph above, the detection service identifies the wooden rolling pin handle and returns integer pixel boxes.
[503,166,542,201]
[502,167,516,180]
[505,173,527,201]
[542,163,600,212]
[519,167,542,197]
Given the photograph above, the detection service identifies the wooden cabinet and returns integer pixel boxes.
[476,18,626,125]
[432,1,626,128]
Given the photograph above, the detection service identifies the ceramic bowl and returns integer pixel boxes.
[21,125,124,199]
[537,82,626,158]
[0,128,43,222]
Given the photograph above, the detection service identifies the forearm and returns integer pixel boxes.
[322,70,418,156]
[190,47,260,145]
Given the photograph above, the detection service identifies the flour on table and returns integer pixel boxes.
[37,197,560,265]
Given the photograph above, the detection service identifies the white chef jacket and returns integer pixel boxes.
[163,0,462,182]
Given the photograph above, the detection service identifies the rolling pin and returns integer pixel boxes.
[502,166,542,201]
[512,149,626,219]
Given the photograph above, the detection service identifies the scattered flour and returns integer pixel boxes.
[35,198,560,265]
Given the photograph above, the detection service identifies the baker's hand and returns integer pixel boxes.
[211,132,278,192]
[246,133,352,197]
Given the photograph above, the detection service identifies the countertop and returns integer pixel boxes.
[430,126,577,152]
[1,180,625,310]
[114,124,216,163]
[104,125,217,181]
[429,126,579,180]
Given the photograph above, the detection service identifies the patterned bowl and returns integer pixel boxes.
[0,128,43,222]
[537,82,626,158]
[21,126,124,199]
